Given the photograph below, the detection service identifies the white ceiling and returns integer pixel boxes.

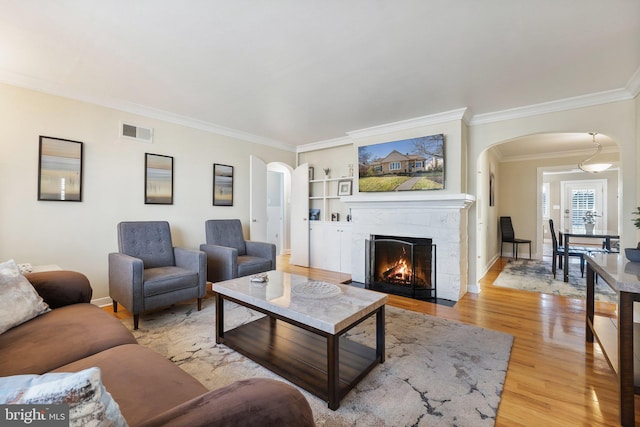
[1,0,639,153]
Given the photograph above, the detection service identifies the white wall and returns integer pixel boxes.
[0,83,295,301]
[469,100,638,287]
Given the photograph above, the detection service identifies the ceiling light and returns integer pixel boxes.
[578,132,611,173]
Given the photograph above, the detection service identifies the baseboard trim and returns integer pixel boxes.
[92,296,112,307]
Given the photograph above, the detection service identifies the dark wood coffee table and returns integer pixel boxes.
[212,271,387,410]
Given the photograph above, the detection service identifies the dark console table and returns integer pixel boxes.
[585,253,640,426]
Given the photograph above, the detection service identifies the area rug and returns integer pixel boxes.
[493,259,617,303]
[126,298,513,426]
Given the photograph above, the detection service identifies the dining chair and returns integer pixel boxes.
[548,219,586,278]
[499,216,531,259]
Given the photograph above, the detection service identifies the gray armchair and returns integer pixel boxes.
[200,219,275,282]
[109,221,206,330]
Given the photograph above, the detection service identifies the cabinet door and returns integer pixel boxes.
[322,224,341,272]
[339,227,352,274]
[309,223,324,268]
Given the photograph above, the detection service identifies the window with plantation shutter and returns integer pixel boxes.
[571,189,595,233]
[560,179,605,234]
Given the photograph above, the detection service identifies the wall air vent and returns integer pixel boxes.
[120,122,153,143]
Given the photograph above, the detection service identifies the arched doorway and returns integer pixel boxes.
[474,132,620,287]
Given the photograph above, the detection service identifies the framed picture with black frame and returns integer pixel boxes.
[213,163,234,206]
[145,153,173,204]
[38,136,83,202]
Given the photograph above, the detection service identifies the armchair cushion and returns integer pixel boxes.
[205,219,247,255]
[237,256,273,278]
[144,267,199,297]
[117,221,175,268]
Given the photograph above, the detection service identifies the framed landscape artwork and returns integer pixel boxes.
[357,134,445,192]
[213,163,233,206]
[38,136,83,201]
[145,153,173,204]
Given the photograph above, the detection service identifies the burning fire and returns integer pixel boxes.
[380,254,412,284]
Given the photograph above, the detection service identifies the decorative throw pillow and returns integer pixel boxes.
[0,367,128,427]
[0,259,50,334]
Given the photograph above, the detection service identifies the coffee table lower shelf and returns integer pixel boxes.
[219,314,381,409]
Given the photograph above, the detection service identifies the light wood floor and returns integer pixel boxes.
[106,256,636,426]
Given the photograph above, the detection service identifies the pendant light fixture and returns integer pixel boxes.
[578,132,611,173]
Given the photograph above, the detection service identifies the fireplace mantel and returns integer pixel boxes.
[342,192,475,301]
[341,193,475,210]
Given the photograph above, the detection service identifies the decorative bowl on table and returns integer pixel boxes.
[625,248,640,262]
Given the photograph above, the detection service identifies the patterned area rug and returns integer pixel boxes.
[127,298,513,426]
[493,259,617,303]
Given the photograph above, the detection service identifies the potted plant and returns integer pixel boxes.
[627,207,640,262]
[582,210,600,234]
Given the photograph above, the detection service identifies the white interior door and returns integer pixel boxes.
[290,163,309,266]
[266,170,284,255]
[249,155,267,241]
[560,179,606,233]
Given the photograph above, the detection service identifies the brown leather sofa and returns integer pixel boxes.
[0,270,314,427]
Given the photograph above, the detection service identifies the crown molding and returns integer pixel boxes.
[296,135,353,153]
[626,65,640,98]
[346,108,468,139]
[497,145,619,163]
[0,71,295,152]
[469,88,634,126]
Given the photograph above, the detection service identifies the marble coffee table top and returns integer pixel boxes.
[212,270,388,334]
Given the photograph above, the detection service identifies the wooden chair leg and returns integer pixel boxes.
[112,300,118,312]
[552,253,557,278]
[197,297,203,311]
[133,314,139,330]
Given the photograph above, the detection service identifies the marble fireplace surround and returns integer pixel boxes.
[342,193,475,302]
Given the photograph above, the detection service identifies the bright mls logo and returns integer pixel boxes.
[1,405,68,426]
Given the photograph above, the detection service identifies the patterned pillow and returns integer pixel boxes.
[0,259,50,334]
[0,367,128,427]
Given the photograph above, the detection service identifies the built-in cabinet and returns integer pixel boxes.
[309,221,352,274]
[307,177,353,274]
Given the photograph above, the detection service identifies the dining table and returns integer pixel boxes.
[562,230,619,282]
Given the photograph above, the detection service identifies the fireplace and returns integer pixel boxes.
[366,235,436,301]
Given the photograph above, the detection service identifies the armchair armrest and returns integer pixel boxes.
[245,241,276,270]
[108,252,144,314]
[174,247,207,297]
[138,378,314,427]
[199,244,237,282]
[24,270,92,309]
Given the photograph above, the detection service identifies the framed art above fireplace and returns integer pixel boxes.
[358,134,444,192]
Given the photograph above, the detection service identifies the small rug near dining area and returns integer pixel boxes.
[127,297,513,426]
[492,258,617,303]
